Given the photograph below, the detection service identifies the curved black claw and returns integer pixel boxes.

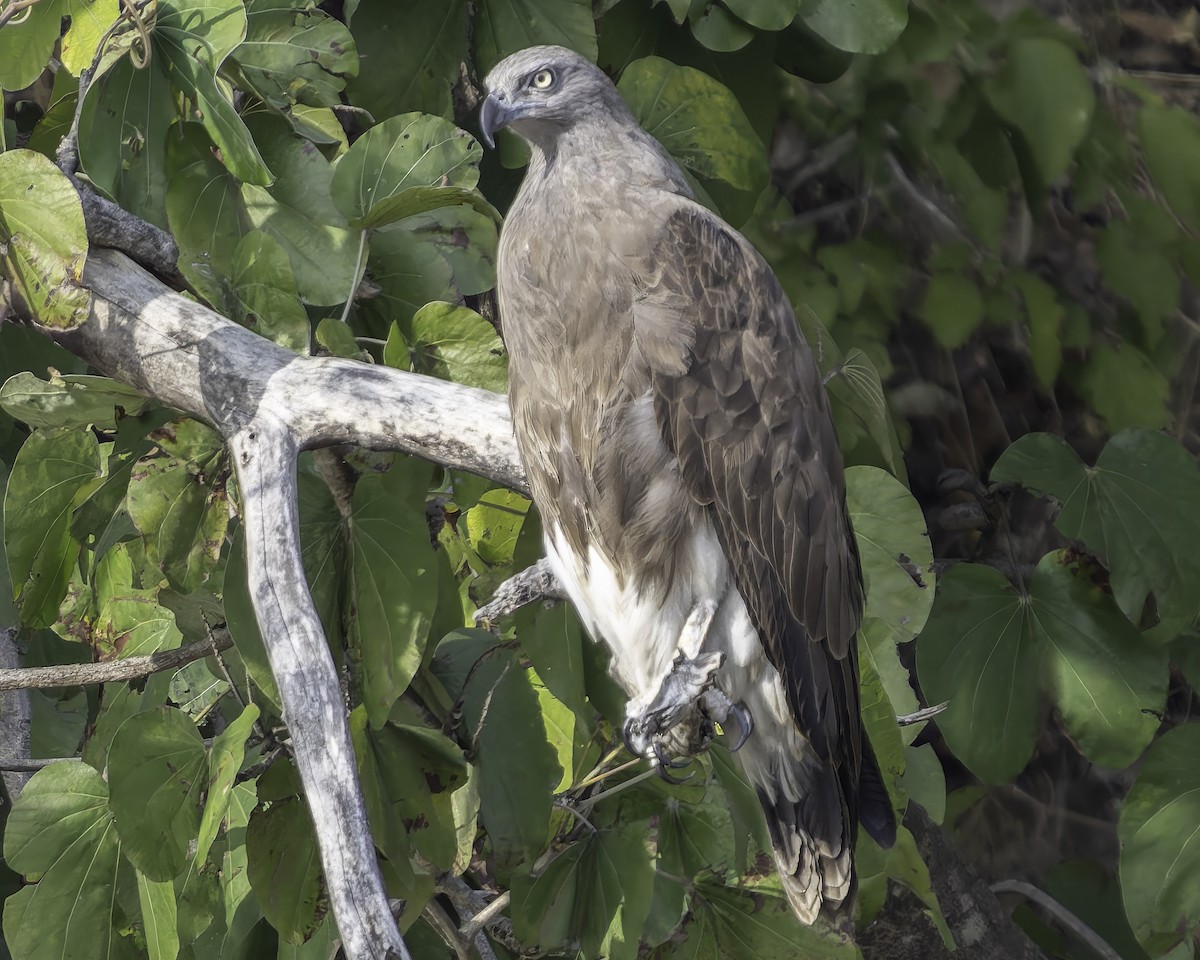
[652,742,694,784]
[726,702,754,752]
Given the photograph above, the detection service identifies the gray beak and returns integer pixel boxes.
[479,93,517,149]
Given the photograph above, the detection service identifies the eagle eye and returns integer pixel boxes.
[530,68,555,90]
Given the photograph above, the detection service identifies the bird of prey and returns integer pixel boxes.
[480,46,896,923]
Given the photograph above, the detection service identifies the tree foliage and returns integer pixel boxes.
[1,0,1199,958]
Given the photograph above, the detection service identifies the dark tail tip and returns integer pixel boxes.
[859,737,898,848]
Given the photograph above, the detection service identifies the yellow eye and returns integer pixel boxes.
[531,69,555,90]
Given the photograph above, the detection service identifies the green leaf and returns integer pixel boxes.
[353,708,467,875]
[1096,221,1180,344]
[522,602,589,719]
[619,57,767,193]
[901,744,945,825]
[0,0,66,90]
[1012,272,1063,386]
[1043,860,1150,960]
[1030,551,1165,768]
[798,0,907,54]
[4,427,100,628]
[847,465,934,646]
[330,113,482,228]
[661,880,861,958]
[171,659,230,718]
[137,870,181,960]
[127,455,228,593]
[197,704,261,866]
[919,552,1167,781]
[2,762,131,960]
[462,647,560,869]
[315,316,361,358]
[349,457,440,725]
[723,0,800,31]
[29,690,87,759]
[108,706,208,880]
[246,797,322,944]
[1139,103,1200,232]
[167,124,248,305]
[230,0,358,113]
[921,271,984,348]
[992,429,1200,622]
[512,822,656,960]
[78,55,176,228]
[1120,724,1200,948]
[156,0,272,185]
[60,0,120,76]
[346,0,468,120]
[228,231,312,353]
[688,2,755,52]
[96,591,185,659]
[916,563,1039,783]
[983,38,1095,183]
[408,301,508,392]
[0,372,152,430]
[0,150,91,329]
[189,781,260,956]
[1073,341,1169,433]
[473,0,597,74]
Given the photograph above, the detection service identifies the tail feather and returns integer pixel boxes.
[858,735,897,848]
[752,753,854,924]
[745,725,896,924]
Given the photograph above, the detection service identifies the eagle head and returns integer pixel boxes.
[479,46,625,150]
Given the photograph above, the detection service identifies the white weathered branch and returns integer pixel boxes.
[36,248,528,960]
[0,626,32,798]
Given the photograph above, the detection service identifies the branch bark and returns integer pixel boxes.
[12,246,1042,960]
[0,630,233,691]
[0,626,32,799]
[36,248,524,960]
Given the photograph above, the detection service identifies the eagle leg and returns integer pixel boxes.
[622,600,740,775]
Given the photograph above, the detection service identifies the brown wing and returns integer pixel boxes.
[638,202,864,755]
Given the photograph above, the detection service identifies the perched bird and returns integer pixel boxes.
[480,46,896,923]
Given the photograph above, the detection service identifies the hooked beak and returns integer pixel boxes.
[479,93,518,149]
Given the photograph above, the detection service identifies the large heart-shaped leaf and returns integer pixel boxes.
[992,429,1200,622]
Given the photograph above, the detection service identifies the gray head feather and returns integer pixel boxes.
[480,46,633,150]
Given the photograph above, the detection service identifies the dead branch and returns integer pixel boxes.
[0,630,233,692]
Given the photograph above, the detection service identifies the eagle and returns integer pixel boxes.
[480,46,896,923]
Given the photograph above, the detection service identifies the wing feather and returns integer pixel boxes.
[631,200,897,915]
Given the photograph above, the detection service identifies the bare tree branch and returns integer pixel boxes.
[24,248,526,960]
[472,557,563,627]
[0,631,233,692]
[0,626,32,798]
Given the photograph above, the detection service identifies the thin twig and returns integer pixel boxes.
[991,880,1122,960]
[577,767,657,811]
[423,900,472,960]
[0,631,233,691]
[783,130,858,192]
[897,702,949,726]
[883,151,967,243]
[0,0,47,30]
[459,891,511,943]
[473,558,564,627]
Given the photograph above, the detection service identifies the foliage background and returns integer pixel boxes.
[1,0,1199,958]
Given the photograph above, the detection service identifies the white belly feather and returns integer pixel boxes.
[544,517,805,799]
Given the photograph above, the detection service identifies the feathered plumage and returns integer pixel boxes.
[483,45,896,923]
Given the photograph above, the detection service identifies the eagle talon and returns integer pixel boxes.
[727,702,754,752]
